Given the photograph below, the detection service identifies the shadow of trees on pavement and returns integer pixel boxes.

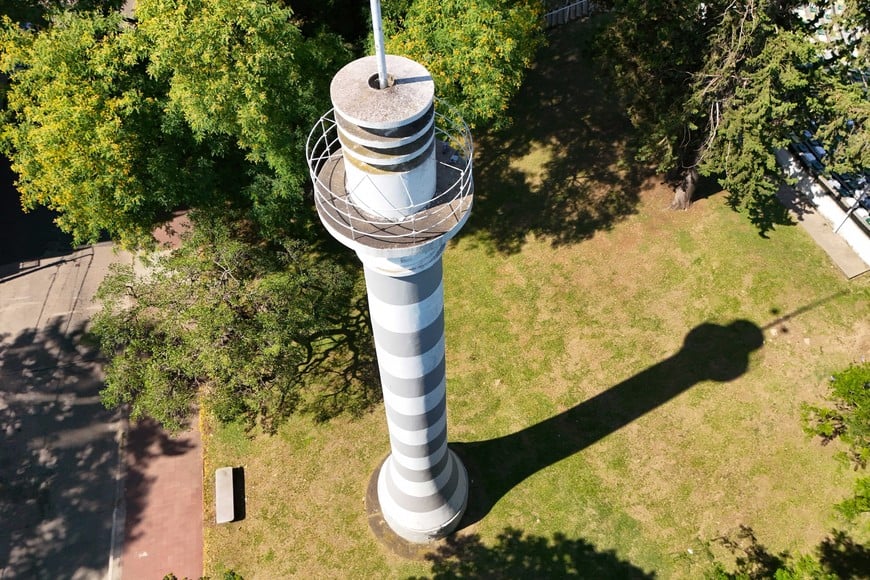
[0,319,119,578]
[454,320,764,527]
[413,527,654,579]
[0,314,196,577]
[463,19,650,254]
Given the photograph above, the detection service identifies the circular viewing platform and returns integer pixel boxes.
[306,106,474,253]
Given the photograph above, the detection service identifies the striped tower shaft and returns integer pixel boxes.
[361,253,468,542]
[307,51,473,544]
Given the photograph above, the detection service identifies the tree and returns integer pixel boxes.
[1,0,544,433]
[596,0,869,232]
[383,0,545,128]
[0,11,238,246]
[803,361,870,520]
[91,212,377,433]
[134,0,347,237]
[1,1,369,431]
[0,0,348,246]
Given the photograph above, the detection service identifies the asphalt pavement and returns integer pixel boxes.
[1,244,124,579]
[0,243,202,579]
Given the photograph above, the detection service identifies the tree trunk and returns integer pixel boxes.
[670,168,698,210]
[671,185,692,209]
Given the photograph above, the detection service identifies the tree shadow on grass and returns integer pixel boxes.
[713,525,870,580]
[462,18,652,255]
[713,525,788,579]
[818,530,870,580]
[297,293,381,426]
[453,319,764,527]
[414,527,655,579]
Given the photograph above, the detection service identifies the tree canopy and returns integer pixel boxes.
[1,0,545,244]
[0,0,347,246]
[597,0,869,231]
[1,0,547,432]
[803,362,870,520]
[384,0,545,128]
[0,11,234,246]
[92,212,377,433]
[135,0,346,235]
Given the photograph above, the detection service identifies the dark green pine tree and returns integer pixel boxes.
[597,0,868,233]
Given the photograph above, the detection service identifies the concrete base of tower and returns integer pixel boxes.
[375,450,469,544]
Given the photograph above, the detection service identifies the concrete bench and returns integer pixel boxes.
[215,467,236,524]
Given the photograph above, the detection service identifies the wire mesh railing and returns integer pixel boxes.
[306,102,474,244]
[544,0,595,27]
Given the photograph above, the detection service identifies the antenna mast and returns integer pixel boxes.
[370,0,388,89]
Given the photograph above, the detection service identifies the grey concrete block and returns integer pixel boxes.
[215,467,235,524]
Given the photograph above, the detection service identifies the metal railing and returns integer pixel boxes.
[306,103,474,243]
[544,0,595,27]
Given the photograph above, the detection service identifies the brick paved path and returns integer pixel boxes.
[120,419,203,580]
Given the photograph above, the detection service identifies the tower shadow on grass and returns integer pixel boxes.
[452,319,764,527]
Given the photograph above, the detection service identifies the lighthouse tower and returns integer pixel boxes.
[305,5,474,544]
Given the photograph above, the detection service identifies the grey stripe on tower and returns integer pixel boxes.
[363,261,443,305]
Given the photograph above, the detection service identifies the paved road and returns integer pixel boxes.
[0,244,125,579]
[0,242,203,579]
[120,420,202,580]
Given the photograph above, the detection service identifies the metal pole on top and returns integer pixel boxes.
[370,0,388,89]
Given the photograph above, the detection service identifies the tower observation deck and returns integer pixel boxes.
[307,55,473,266]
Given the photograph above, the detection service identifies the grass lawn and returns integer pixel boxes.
[202,18,870,579]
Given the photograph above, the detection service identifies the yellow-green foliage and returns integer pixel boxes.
[385,0,544,128]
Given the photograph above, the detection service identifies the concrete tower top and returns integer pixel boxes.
[330,55,434,130]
